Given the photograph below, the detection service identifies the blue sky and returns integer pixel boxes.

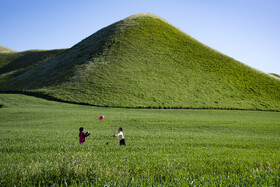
[0,0,279,74]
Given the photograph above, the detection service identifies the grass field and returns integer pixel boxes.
[0,94,280,186]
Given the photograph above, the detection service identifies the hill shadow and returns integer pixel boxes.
[0,49,66,79]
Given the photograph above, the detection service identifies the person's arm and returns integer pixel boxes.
[84,132,90,137]
[114,132,120,137]
[113,132,123,140]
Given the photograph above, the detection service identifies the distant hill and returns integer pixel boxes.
[1,13,280,111]
[0,45,17,53]
[0,49,66,83]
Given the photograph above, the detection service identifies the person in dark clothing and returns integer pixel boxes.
[79,127,90,144]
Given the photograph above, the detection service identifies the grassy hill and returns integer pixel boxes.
[1,13,280,110]
[270,73,280,79]
[0,45,17,53]
[0,48,66,83]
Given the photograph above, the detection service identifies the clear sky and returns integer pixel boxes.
[0,0,279,74]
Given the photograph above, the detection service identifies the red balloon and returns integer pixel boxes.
[99,115,104,120]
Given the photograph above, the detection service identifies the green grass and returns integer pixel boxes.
[1,94,280,186]
[1,13,280,111]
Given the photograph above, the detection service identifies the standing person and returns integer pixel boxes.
[113,127,126,146]
[79,127,90,144]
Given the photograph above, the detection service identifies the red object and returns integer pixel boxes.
[79,132,85,142]
[99,115,104,120]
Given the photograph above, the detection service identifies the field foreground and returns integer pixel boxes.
[0,94,280,186]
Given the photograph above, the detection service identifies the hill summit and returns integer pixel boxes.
[1,13,280,110]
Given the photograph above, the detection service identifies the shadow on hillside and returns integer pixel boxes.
[0,90,97,107]
[0,49,65,78]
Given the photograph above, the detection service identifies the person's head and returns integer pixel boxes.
[118,127,123,132]
[79,127,84,132]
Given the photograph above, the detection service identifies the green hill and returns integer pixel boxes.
[1,13,280,110]
[270,73,280,79]
[0,49,66,83]
[0,45,17,53]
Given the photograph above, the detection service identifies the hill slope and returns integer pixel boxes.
[270,73,280,80]
[1,13,280,110]
[0,49,66,83]
[0,45,17,53]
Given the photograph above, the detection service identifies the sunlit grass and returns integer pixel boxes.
[1,94,279,186]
